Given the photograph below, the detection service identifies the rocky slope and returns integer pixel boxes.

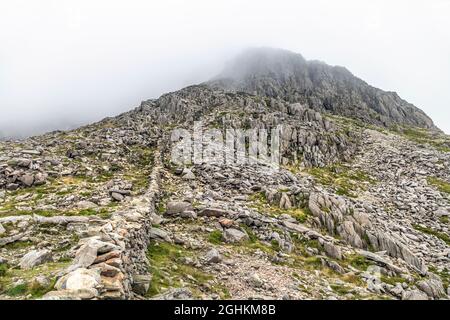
[0,50,449,300]
[209,48,437,130]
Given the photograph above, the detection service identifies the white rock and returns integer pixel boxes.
[54,268,101,298]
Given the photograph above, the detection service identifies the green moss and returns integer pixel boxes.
[427,177,450,194]
[413,224,450,245]
[208,230,224,245]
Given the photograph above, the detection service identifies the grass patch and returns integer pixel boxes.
[208,230,224,245]
[397,126,450,153]
[440,216,449,224]
[146,241,216,298]
[307,164,375,198]
[413,224,450,245]
[0,262,65,298]
[330,284,353,296]
[3,240,34,250]
[5,283,28,297]
[0,263,7,277]
[427,177,450,194]
[380,275,407,286]
[346,254,371,271]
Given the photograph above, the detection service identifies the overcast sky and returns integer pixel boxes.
[1,0,449,137]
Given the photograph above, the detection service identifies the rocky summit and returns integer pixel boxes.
[0,48,449,301]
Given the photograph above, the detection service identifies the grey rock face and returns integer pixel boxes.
[417,278,446,299]
[210,48,437,131]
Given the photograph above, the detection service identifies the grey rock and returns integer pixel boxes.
[204,248,221,264]
[324,242,342,260]
[111,192,124,201]
[19,249,53,269]
[77,201,98,210]
[223,228,249,243]
[149,228,171,242]
[34,173,47,185]
[54,268,101,299]
[182,168,195,180]
[417,278,446,299]
[180,210,197,219]
[402,289,429,300]
[199,208,229,217]
[19,174,34,187]
[132,274,152,296]
[248,273,264,288]
[166,201,193,215]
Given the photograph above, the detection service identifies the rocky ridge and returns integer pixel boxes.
[209,48,437,131]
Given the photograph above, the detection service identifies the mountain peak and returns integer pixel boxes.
[210,48,438,131]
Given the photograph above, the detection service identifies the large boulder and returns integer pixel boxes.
[223,228,249,243]
[19,249,52,269]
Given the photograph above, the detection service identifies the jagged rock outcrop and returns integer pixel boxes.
[209,47,438,130]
